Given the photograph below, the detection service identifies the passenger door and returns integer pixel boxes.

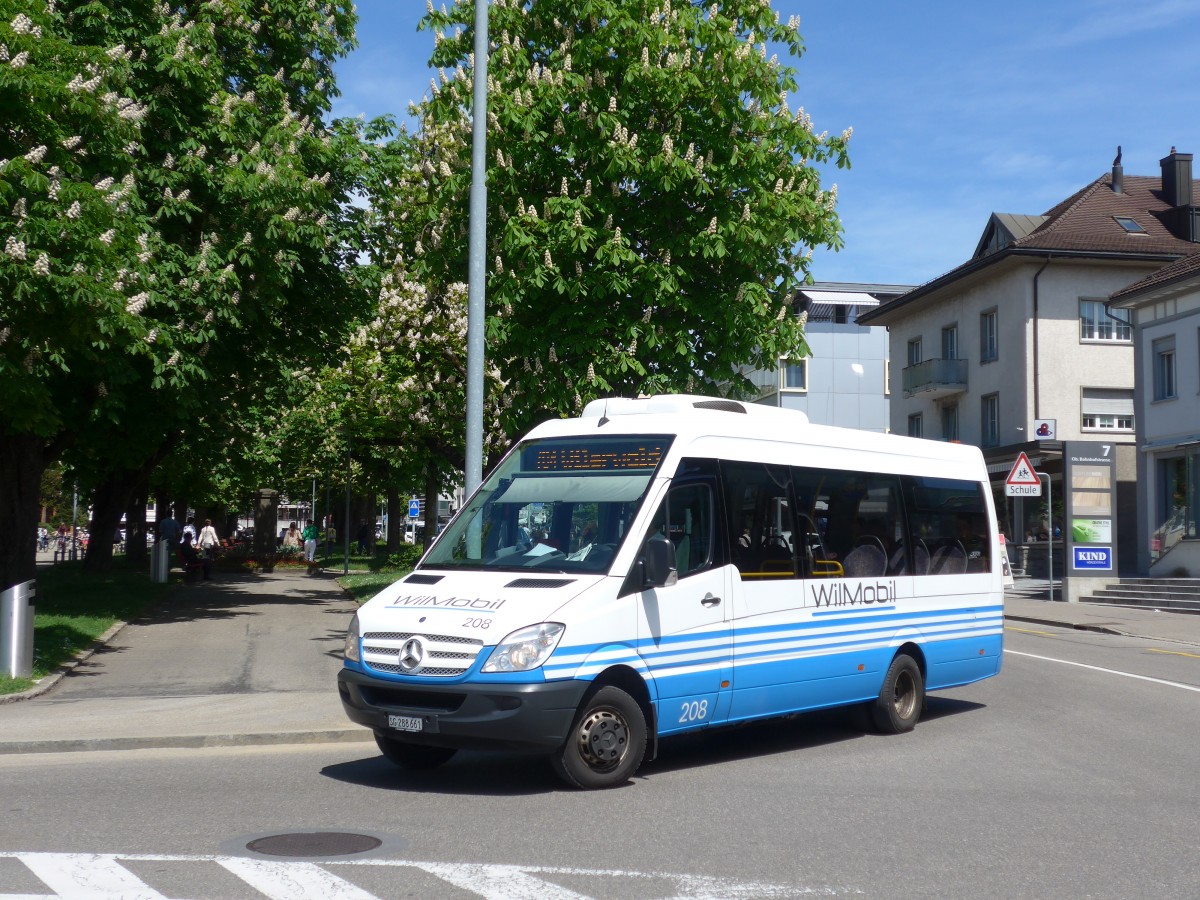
[636,471,732,735]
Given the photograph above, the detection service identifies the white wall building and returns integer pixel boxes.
[860,150,1200,576]
[745,282,911,432]
[1109,252,1200,575]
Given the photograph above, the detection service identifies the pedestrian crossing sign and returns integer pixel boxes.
[1005,452,1042,496]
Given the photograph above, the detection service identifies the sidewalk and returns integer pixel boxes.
[1003,577,1200,646]
[3,572,1199,756]
[0,567,373,754]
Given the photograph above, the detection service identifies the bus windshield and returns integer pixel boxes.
[423,435,672,573]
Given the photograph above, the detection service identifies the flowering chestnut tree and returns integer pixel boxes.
[410,0,849,434]
[0,0,368,584]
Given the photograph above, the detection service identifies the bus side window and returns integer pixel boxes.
[721,461,796,579]
[649,483,715,579]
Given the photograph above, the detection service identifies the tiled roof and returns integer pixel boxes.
[1110,251,1200,304]
[1013,173,1199,254]
[859,170,1199,325]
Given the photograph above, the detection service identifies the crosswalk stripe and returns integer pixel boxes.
[15,853,167,900]
[1,851,848,898]
[216,858,377,900]
[412,862,592,900]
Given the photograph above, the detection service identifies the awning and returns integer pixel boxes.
[798,290,881,306]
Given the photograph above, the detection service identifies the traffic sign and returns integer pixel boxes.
[408,498,421,519]
[1005,452,1042,497]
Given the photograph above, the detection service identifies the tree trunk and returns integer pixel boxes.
[125,486,149,567]
[423,465,439,552]
[0,428,47,589]
[84,472,137,572]
[386,488,402,553]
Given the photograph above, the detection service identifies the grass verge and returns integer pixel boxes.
[336,570,410,604]
[0,560,169,695]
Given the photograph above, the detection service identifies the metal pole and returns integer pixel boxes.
[464,0,489,497]
[311,477,316,529]
[344,438,351,576]
[325,482,331,559]
[1038,472,1053,600]
[71,480,78,561]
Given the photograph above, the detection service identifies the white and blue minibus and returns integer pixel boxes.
[339,395,1004,788]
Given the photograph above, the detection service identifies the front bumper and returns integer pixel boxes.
[338,668,589,753]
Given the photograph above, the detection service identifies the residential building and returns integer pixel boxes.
[859,149,1200,579]
[744,282,912,432]
[1108,252,1200,575]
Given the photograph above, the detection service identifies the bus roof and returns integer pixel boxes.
[524,394,987,477]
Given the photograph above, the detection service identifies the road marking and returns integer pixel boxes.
[217,857,377,900]
[1148,648,1200,660]
[16,852,167,899]
[1005,649,1200,693]
[1005,625,1057,637]
[0,852,851,899]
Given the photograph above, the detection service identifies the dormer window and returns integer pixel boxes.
[1113,216,1146,234]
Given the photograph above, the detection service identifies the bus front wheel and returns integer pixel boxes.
[552,685,647,789]
[869,653,924,733]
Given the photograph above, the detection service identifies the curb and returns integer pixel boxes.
[1003,613,1200,647]
[0,619,131,705]
[0,728,375,756]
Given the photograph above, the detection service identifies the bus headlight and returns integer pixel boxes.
[482,623,565,673]
[343,613,361,663]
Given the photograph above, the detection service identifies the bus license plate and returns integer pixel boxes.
[388,715,423,733]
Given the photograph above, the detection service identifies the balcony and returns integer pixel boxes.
[902,357,968,399]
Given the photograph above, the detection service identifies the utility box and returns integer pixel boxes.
[1,579,36,679]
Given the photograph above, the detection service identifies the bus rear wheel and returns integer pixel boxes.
[551,685,646,789]
[869,653,924,733]
[374,733,457,770]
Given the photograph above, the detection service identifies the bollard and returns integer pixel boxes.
[1,580,36,679]
[151,539,169,583]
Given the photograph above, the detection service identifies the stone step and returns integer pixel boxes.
[1080,593,1200,615]
[1090,585,1200,599]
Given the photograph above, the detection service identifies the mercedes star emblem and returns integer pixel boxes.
[399,637,425,672]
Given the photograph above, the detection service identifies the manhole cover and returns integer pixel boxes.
[246,832,382,858]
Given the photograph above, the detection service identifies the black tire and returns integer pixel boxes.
[551,685,647,789]
[374,733,457,770]
[869,653,924,733]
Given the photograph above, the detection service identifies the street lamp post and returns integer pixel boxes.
[464,0,489,497]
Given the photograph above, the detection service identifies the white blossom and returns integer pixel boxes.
[10,50,29,68]
[61,135,82,150]
[126,292,148,314]
[65,202,81,220]
[99,229,115,244]
[4,236,27,260]
[32,253,49,276]
[24,145,47,164]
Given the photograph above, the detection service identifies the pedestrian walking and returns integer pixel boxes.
[158,510,181,545]
[198,518,220,557]
[356,520,372,556]
[302,519,319,562]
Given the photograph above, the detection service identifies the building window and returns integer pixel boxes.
[1082,414,1134,431]
[1113,216,1146,234]
[781,357,807,391]
[941,325,958,360]
[1081,387,1135,432]
[981,394,999,447]
[1079,299,1131,342]
[941,404,959,442]
[980,309,998,362]
[907,338,922,366]
[1153,337,1177,401]
[908,414,923,438]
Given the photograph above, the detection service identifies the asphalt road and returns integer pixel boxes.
[2,625,1198,899]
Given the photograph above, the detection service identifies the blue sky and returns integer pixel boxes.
[333,0,1200,290]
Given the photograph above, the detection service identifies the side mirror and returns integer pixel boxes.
[643,533,678,587]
